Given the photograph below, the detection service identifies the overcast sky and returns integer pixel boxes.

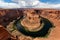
[0,0,60,9]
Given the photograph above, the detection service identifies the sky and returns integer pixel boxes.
[40,0,60,4]
[0,0,60,9]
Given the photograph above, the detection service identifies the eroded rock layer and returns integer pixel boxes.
[0,9,60,27]
[0,8,60,40]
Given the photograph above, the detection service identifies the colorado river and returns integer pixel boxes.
[14,16,54,37]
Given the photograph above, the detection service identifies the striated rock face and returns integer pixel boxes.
[0,25,11,40]
[0,25,17,40]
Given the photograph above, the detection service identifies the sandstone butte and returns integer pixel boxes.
[0,8,60,40]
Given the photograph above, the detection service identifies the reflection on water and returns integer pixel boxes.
[14,16,54,37]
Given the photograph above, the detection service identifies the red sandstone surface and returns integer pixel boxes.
[0,9,60,40]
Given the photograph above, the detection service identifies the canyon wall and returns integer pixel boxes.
[0,9,23,27]
[0,9,60,40]
[0,9,60,27]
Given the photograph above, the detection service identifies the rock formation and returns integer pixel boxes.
[0,9,60,27]
[0,8,60,40]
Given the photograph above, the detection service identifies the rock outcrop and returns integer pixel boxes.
[0,25,17,40]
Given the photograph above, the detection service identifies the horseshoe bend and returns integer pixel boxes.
[0,8,60,40]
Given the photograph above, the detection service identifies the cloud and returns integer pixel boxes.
[9,0,60,8]
[0,0,20,9]
[12,0,39,7]
[0,0,60,9]
[34,1,60,8]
